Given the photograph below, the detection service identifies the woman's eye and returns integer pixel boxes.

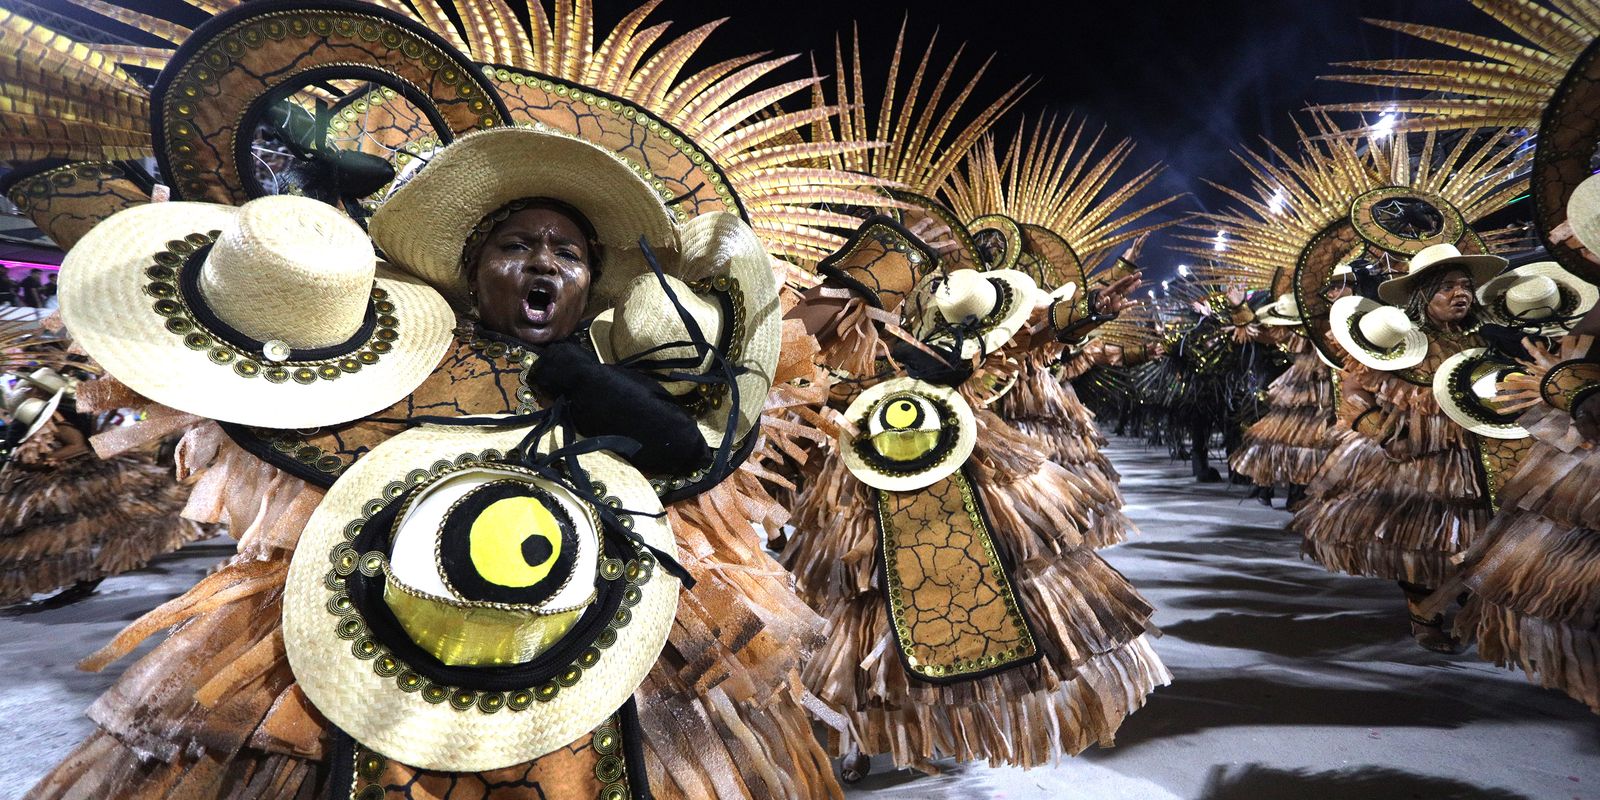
[502,241,529,252]
[558,249,580,261]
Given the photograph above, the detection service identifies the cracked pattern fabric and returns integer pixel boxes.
[877,471,1034,681]
[7,163,149,250]
[817,222,932,312]
[493,70,734,222]
[348,722,629,800]
[157,7,502,204]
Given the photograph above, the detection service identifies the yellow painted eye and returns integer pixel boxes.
[883,399,921,430]
[469,496,564,589]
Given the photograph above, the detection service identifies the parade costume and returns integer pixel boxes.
[1324,6,1600,705]
[786,253,1168,773]
[941,119,1180,546]
[1224,297,1336,499]
[1,1,901,797]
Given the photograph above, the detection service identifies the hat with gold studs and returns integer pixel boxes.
[839,376,977,492]
[917,269,1040,359]
[283,421,679,772]
[1329,295,1429,371]
[1476,262,1598,336]
[1433,347,1530,439]
[59,195,454,429]
[1377,243,1505,305]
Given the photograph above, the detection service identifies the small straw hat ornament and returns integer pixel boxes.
[840,376,977,492]
[283,421,679,772]
[369,126,681,317]
[1260,293,1304,326]
[1,381,63,443]
[1433,347,1530,439]
[1329,295,1430,370]
[1477,262,1598,336]
[1377,243,1506,305]
[59,195,453,429]
[918,269,1040,359]
[588,212,780,451]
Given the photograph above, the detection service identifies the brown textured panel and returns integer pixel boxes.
[155,4,506,204]
[875,470,1035,682]
[1293,221,1366,370]
[348,718,629,799]
[1477,435,1533,513]
[1019,223,1084,293]
[1534,36,1600,286]
[887,190,984,273]
[489,67,739,223]
[6,162,150,250]
[815,218,938,312]
[238,329,533,480]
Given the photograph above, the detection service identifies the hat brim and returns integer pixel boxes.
[839,377,976,492]
[283,422,678,772]
[1328,295,1428,371]
[1476,262,1600,336]
[1433,348,1528,439]
[921,269,1040,359]
[370,126,680,317]
[18,389,64,442]
[1260,307,1303,326]
[59,202,455,429]
[1376,255,1505,305]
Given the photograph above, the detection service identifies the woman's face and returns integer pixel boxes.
[1424,268,1475,325]
[469,206,593,344]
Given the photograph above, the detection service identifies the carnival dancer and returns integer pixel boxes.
[785,260,1168,778]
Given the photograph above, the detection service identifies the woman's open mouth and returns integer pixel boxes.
[522,282,558,325]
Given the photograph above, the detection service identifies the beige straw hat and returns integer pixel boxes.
[840,376,977,492]
[1433,348,1529,439]
[17,368,74,396]
[1377,243,1506,305]
[369,126,680,316]
[58,195,453,429]
[1329,295,1429,371]
[588,212,779,450]
[1260,293,1304,326]
[283,421,678,772]
[1477,261,1598,336]
[2,383,63,443]
[918,269,1040,359]
[1567,173,1600,255]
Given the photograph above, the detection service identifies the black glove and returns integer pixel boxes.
[531,340,712,475]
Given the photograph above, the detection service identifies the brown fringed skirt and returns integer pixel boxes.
[995,353,1134,549]
[786,406,1168,770]
[28,422,842,800]
[1229,350,1335,488]
[1450,404,1600,713]
[1,429,207,605]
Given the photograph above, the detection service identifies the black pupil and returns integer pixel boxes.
[521,535,554,567]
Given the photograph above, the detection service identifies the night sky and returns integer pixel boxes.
[75,0,1517,276]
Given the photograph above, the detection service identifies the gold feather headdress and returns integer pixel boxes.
[0,0,888,266]
[1317,0,1600,133]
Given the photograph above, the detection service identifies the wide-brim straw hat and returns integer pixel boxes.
[1476,261,1598,336]
[5,388,64,443]
[840,376,976,492]
[589,212,779,450]
[1433,347,1529,439]
[918,269,1040,359]
[1329,295,1429,371]
[59,196,453,429]
[1377,243,1506,305]
[370,126,680,317]
[1567,173,1600,255]
[1260,293,1303,326]
[283,421,678,772]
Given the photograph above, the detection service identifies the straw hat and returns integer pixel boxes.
[588,212,779,450]
[1377,243,1506,305]
[840,376,977,492]
[918,269,1040,359]
[1567,173,1600,255]
[283,421,678,772]
[1329,295,1429,370]
[58,196,453,429]
[1477,262,1598,336]
[17,368,74,397]
[1259,293,1304,326]
[1,382,63,443]
[1433,348,1529,439]
[369,126,680,316]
